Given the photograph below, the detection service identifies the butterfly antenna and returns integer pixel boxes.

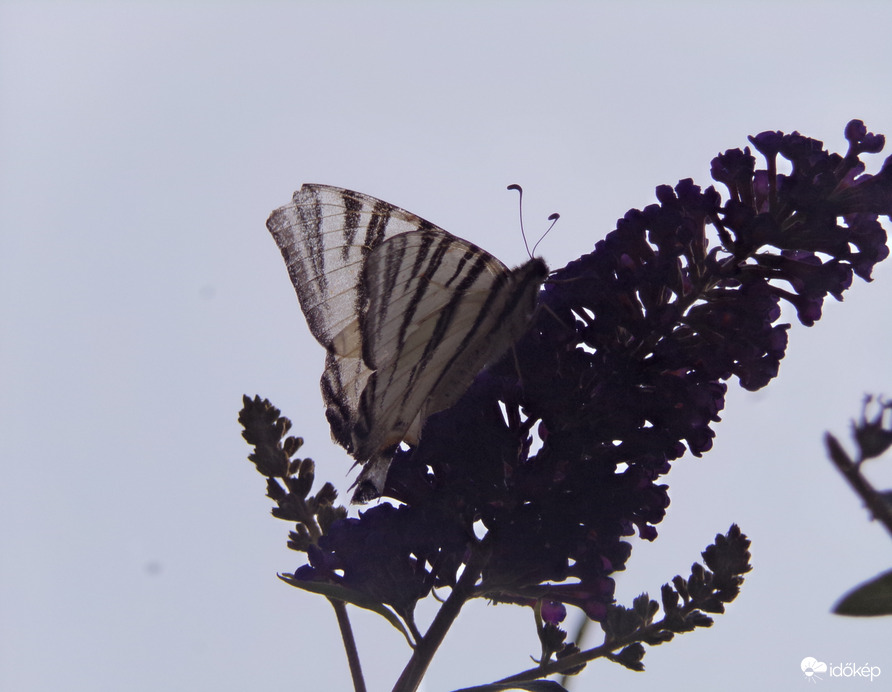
[531,212,559,258]
[507,184,533,259]
[508,184,560,258]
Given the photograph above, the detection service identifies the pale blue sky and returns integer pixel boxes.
[2,3,892,691]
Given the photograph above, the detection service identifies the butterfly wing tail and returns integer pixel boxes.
[349,453,392,504]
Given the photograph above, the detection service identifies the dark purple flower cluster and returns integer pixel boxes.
[286,121,891,623]
[293,502,466,621]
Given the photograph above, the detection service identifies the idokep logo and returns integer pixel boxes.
[801,657,882,683]
[802,657,828,682]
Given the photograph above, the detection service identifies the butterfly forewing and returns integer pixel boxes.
[267,184,548,500]
[267,185,441,350]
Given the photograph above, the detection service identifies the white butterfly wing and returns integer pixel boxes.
[267,184,547,500]
[268,185,443,453]
[357,230,547,457]
[267,185,438,351]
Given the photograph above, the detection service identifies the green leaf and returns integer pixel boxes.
[833,568,892,617]
[278,573,413,644]
[451,682,569,692]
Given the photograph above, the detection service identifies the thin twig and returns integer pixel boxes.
[559,614,591,689]
[498,601,700,684]
[825,433,892,540]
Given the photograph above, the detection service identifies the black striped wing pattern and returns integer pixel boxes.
[267,184,548,500]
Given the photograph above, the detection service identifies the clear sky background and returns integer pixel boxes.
[2,3,892,691]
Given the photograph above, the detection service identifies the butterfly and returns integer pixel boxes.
[267,184,548,501]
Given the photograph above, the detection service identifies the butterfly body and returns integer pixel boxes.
[267,185,547,500]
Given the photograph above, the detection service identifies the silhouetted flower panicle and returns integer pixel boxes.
[271,121,890,625]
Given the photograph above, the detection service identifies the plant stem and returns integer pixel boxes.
[391,538,492,692]
[330,598,366,692]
